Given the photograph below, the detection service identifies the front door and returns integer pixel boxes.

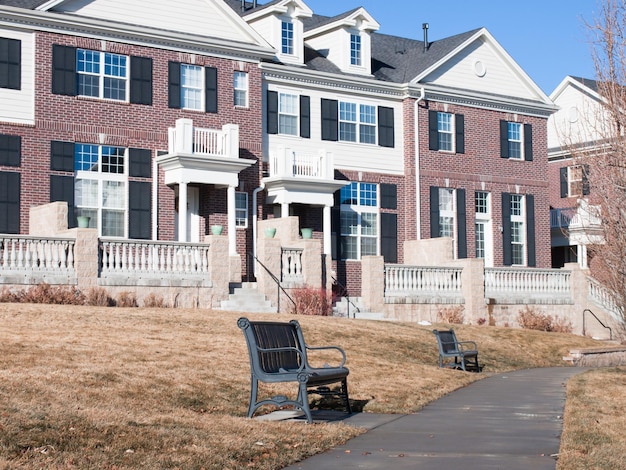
[174,186,200,242]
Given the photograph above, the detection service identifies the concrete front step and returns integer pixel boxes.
[219,283,277,313]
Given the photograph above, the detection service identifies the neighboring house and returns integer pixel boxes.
[226,0,555,295]
[1,0,556,301]
[548,76,606,268]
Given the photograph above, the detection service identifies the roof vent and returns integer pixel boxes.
[422,23,429,53]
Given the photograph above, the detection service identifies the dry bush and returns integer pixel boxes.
[517,306,572,333]
[437,305,465,324]
[85,287,115,306]
[20,283,85,305]
[143,292,168,308]
[0,286,21,303]
[116,291,138,308]
[290,286,332,316]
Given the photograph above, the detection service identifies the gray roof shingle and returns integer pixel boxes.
[0,0,49,8]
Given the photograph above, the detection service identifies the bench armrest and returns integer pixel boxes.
[305,345,347,367]
[456,340,478,352]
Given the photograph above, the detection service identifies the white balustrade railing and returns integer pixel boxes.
[384,265,463,297]
[0,236,75,272]
[100,239,210,275]
[281,247,304,284]
[485,267,571,298]
[167,119,237,158]
[193,127,226,156]
[270,149,333,179]
[588,279,624,319]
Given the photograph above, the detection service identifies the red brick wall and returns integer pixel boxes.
[412,99,551,268]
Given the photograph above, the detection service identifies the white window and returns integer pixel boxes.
[278,93,298,135]
[339,182,378,260]
[77,49,128,101]
[74,144,127,237]
[180,64,203,111]
[233,71,248,107]
[475,191,491,261]
[340,102,377,144]
[438,188,455,239]
[437,112,454,152]
[510,194,525,265]
[281,20,294,55]
[235,192,248,228]
[350,33,362,66]
[507,122,523,160]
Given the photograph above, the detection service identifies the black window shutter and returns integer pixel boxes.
[168,61,181,109]
[526,194,536,267]
[300,95,310,138]
[129,148,152,178]
[52,44,76,96]
[380,183,397,210]
[129,181,151,239]
[582,164,590,195]
[430,186,440,238]
[50,174,75,228]
[502,192,512,266]
[205,66,218,113]
[0,37,21,90]
[0,134,21,167]
[381,212,398,263]
[50,141,75,172]
[524,124,533,161]
[321,98,338,141]
[500,120,509,158]
[428,110,439,151]
[378,106,395,148]
[455,114,465,154]
[130,56,152,105]
[456,188,467,258]
[559,167,568,198]
[267,90,278,134]
[0,171,20,233]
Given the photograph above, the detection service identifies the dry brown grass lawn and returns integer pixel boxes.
[0,303,607,469]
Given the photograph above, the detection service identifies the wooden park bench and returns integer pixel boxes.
[432,328,481,372]
[238,317,351,423]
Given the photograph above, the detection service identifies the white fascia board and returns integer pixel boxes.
[35,0,64,10]
[0,6,276,62]
[304,7,379,39]
[551,76,604,104]
[243,0,312,21]
[413,27,552,106]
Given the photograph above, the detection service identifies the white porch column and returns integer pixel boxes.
[281,202,289,218]
[227,184,237,255]
[178,182,188,242]
[323,204,332,255]
[578,244,588,269]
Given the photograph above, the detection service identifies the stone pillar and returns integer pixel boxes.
[453,258,486,324]
[361,255,385,313]
[256,236,282,309]
[73,228,99,292]
[29,202,68,235]
[206,234,230,307]
[567,262,589,336]
[301,238,322,288]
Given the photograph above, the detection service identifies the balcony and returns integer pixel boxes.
[550,207,576,229]
[263,147,346,206]
[156,118,255,188]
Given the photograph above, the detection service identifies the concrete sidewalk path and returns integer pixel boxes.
[284,367,584,470]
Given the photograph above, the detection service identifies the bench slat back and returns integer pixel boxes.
[248,321,303,373]
[434,329,459,353]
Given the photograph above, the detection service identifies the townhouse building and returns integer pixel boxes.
[1,0,556,304]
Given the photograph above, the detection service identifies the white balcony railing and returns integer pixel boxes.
[384,265,463,298]
[550,208,576,229]
[485,267,571,298]
[168,118,238,158]
[0,236,75,273]
[281,247,304,284]
[270,147,334,179]
[100,239,210,275]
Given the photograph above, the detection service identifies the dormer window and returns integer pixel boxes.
[281,20,294,55]
[350,33,362,66]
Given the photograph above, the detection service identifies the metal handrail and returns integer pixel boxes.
[582,308,613,340]
[248,252,296,314]
[332,275,360,319]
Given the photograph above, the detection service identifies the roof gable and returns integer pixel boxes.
[38,0,270,45]
[303,7,379,39]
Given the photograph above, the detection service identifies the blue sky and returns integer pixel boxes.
[303,0,598,95]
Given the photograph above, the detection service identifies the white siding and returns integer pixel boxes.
[0,28,34,125]
[265,83,404,175]
[52,0,260,44]
[423,39,544,101]
[548,83,609,149]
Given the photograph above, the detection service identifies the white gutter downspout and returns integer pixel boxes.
[414,87,426,239]
[252,182,265,275]
[152,157,158,240]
